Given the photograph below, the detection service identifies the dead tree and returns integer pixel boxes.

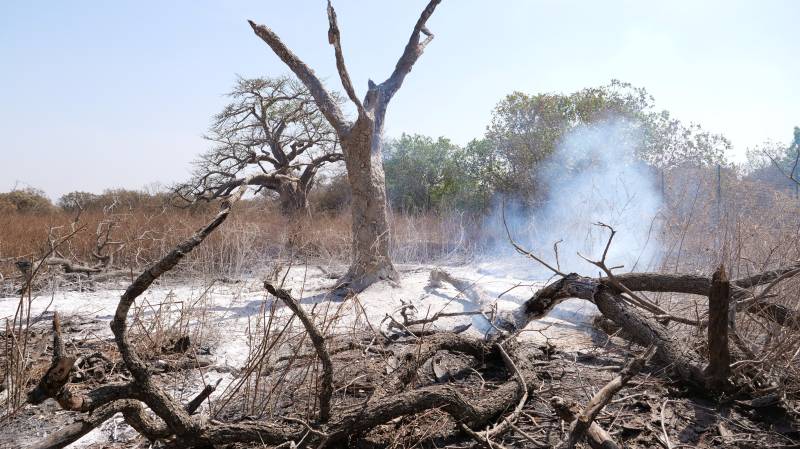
[176,76,343,215]
[248,0,443,292]
[25,214,132,287]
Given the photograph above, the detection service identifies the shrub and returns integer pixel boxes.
[310,174,351,213]
[0,188,53,213]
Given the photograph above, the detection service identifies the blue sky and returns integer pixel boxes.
[1,1,798,199]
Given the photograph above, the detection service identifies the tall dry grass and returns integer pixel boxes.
[648,166,800,400]
[0,202,480,284]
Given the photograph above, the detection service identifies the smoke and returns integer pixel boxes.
[483,118,663,279]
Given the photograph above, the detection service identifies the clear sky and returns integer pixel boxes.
[1,1,798,199]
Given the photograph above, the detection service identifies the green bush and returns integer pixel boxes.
[0,188,54,213]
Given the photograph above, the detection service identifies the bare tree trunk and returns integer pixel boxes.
[338,121,397,291]
[277,181,308,215]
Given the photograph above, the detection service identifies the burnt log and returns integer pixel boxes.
[510,274,706,387]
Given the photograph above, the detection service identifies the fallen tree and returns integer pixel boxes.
[501,221,800,399]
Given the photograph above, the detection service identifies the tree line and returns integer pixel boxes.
[4,84,798,217]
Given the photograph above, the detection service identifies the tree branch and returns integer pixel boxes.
[264,281,334,423]
[248,20,349,135]
[559,346,655,449]
[109,185,249,433]
[326,1,364,113]
[379,0,442,102]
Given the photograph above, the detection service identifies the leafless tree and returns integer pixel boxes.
[177,76,343,215]
[248,0,442,292]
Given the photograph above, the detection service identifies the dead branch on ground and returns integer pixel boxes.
[557,346,656,449]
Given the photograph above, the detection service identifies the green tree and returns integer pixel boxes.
[0,187,53,213]
[384,134,461,212]
[642,111,730,169]
[58,191,99,211]
[486,80,729,201]
[450,138,505,211]
[486,80,652,199]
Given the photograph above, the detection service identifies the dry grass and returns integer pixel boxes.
[651,167,800,406]
[0,203,480,283]
[3,170,800,444]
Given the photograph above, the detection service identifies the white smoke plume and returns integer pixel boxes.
[483,118,663,279]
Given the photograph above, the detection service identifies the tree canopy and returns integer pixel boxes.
[383,81,732,213]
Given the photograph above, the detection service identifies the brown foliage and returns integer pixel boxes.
[0,199,478,281]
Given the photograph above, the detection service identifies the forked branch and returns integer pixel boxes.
[380,0,442,101]
[501,201,566,277]
[577,223,695,325]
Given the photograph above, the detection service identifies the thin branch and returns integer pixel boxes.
[577,223,677,320]
[264,281,334,423]
[501,201,566,277]
[764,145,800,186]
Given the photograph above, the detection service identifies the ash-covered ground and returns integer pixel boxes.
[0,262,601,448]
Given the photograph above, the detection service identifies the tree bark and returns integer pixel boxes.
[510,274,707,387]
[337,119,398,292]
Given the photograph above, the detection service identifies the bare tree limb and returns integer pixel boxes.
[108,185,249,433]
[248,21,349,135]
[27,313,76,405]
[516,275,707,386]
[186,378,222,415]
[501,200,565,277]
[380,0,442,102]
[559,346,655,449]
[264,281,334,423]
[577,223,677,320]
[30,401,128,449]
[326,1,364,114]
